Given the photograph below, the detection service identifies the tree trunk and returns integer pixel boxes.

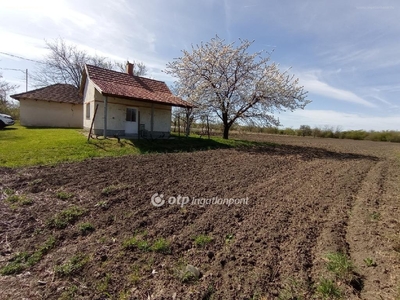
[223,124,230,139]
[222,112,231,139]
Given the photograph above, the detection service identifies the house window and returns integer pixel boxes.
[126,108,137,122]
[86,103,90,119]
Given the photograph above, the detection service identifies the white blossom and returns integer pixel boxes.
[165,36,310,139]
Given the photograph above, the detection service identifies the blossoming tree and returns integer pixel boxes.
[165,36,310,139]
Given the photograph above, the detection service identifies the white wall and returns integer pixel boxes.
[19,99,83,128]
[83,79,96,128]
[82,82,172,135]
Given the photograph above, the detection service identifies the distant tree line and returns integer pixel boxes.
[172,117,400,143]
[236,124,400,143]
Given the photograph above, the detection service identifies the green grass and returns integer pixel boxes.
[0,125,140,167]
[0,124,275,167]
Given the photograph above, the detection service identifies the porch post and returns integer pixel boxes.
[103,95,108,138]
[150,102,154,137]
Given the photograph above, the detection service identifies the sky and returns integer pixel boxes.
[0,0,399,130]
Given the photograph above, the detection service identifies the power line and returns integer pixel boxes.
[0,67,26,72]
[0,51,44,64]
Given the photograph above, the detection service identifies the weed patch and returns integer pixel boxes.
[123,236,170,254]
[55,254,88,277]
[151,238,171,254]
[316,278,342,299]
[363,257,376,267]
[56,191,73,200]
[193,234,213,247]
[0,237,56,275]
[6,194,33,206]
[101,184,127,196]
[47,206,86,229]
[325,252,354,282]
[79,222,95,235]
[278,277,308,300]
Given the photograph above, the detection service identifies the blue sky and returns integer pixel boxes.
[0,0,399,130]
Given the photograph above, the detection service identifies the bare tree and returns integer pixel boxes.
[165,36,310,139]
[114,61,148,77]
[32,38,148,88]
[0,74,18,104]
[0,73,19,118]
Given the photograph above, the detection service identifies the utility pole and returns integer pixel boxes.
[0,67,28,91]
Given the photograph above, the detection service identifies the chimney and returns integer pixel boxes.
[126,61,134,76]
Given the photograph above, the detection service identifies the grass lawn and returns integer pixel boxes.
[0,124,272,168]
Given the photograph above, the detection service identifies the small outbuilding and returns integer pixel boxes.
[11,84,83,128]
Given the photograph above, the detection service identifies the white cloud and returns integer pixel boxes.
[1,0,96,30]
[0,32,47,59]
[299,71,376,108]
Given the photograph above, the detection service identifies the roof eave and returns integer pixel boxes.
[102,92,192,108]
[10,97,81,104]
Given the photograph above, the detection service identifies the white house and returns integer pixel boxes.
[80,63,191,138]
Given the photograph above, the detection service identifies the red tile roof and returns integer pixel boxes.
[11,84,82,104]
[83,64,192,108]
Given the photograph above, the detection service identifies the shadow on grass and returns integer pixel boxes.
[235,142,380,161]
[121,135,379,162]
[24,126,83,130]
[130,136,239,153]
[0,127,18,131]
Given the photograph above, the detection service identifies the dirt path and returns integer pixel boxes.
[0,136,399,299]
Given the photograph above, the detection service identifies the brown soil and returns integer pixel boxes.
[1,134,399,299]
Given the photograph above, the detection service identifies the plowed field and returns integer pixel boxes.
[1,135,399,299]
